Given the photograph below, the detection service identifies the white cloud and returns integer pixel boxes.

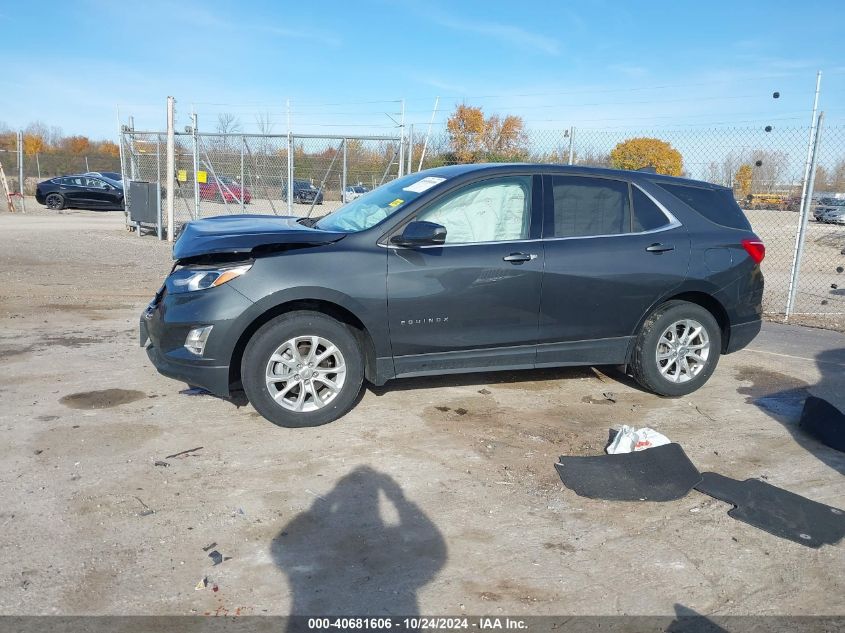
[424,12,560,56]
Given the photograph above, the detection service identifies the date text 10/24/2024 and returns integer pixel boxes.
[307,618,528,630]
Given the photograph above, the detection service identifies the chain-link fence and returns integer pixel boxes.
[118,122,845,331]
[120,130,400,227]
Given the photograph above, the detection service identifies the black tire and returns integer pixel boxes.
[241,311,364,427]
[630,300,721,397]
[45,193,65,210]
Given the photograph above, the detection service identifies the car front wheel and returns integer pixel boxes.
[241,311,364,427]
[630,301,721,397]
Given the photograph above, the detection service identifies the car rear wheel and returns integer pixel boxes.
[241,311,364,427]
[45,193,65,210]
[630,301,721,397]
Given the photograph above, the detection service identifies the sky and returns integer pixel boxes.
[1,0,844,141]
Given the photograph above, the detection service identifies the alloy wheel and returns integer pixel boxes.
[46,194,62,210]
[265,335,347,412]
[655,319,711,384]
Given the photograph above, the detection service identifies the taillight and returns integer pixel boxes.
[742,238,765,264]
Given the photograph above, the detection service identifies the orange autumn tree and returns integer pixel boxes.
[609,137,683,176]
[734,164,753,199]
[447,104,528,163]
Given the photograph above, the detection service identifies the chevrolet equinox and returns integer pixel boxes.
[141,164,765,427]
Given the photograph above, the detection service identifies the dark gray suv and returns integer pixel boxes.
[141,164,765,427]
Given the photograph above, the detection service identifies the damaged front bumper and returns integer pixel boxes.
[140,283,253,398]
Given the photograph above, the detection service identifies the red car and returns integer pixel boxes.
[199,176,252,204]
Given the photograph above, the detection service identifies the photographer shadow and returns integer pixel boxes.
[271,466,447,618]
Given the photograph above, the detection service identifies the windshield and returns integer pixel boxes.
[315,173,447,232]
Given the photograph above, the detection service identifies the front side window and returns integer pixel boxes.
[550,176,630,238]
[416,176,531,244]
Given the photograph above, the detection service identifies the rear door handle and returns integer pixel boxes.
[503,252,537,264]
[646,243,674,253]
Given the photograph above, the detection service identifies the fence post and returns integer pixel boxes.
[287,132,293,214]
[166,96,176,242]
[156,135,163,240]
[17,130,25,212]
[129,116,138,179]
[785,111,825,320]
[192,113,200,220]
[117,107,129,227]
[398,99,405,177]
[36,153,41,179]
[341,138,347,204]
[240,136,245,212]
[407,124,414,175]
[568,126,575,165]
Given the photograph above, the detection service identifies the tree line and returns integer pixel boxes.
[0,121,121,179]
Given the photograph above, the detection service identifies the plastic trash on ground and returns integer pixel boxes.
[606,425,671,454]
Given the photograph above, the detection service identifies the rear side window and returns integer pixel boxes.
[632,187,671,232]
[549,176,631,237]
[655,182,751,230]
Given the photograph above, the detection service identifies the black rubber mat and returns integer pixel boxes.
[799,395,845,452]
[555,443,702,502]
[695,472,845,548]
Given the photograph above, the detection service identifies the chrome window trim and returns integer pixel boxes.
[381,237,541,250]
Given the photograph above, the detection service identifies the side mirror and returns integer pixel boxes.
[391,221,447,247]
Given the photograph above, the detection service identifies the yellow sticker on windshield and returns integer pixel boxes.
[388,198,404,207]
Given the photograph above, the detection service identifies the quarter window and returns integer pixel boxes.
[632,187,671,232]
[416,176,531,244]
[549,176,631,238]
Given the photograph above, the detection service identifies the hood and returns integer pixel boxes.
[173,214,345,261]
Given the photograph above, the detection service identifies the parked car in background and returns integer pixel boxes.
[85,171,123,181]
[342,184,370,203]
[36,174,124,210]
[820,207,845,224]
[142,163,764,427]
[199,176,252,204]
[282,179,323,204]
[813,197,845,222]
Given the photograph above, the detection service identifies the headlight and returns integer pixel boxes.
[168,263,252,293]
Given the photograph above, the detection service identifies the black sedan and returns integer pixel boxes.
[36,175,124,210]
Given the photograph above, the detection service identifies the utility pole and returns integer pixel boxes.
[166,96,176,242]
[568,126,575,165]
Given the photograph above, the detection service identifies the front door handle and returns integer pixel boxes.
[646,243,674,253]
[503,252,536,264]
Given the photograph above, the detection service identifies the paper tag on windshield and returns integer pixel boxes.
[402,176,446,193]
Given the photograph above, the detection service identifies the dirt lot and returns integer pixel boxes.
[0,209,844,617]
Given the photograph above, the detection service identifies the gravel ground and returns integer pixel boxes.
[0,209,843,617]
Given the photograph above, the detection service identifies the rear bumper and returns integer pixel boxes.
[725,319,761,354]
